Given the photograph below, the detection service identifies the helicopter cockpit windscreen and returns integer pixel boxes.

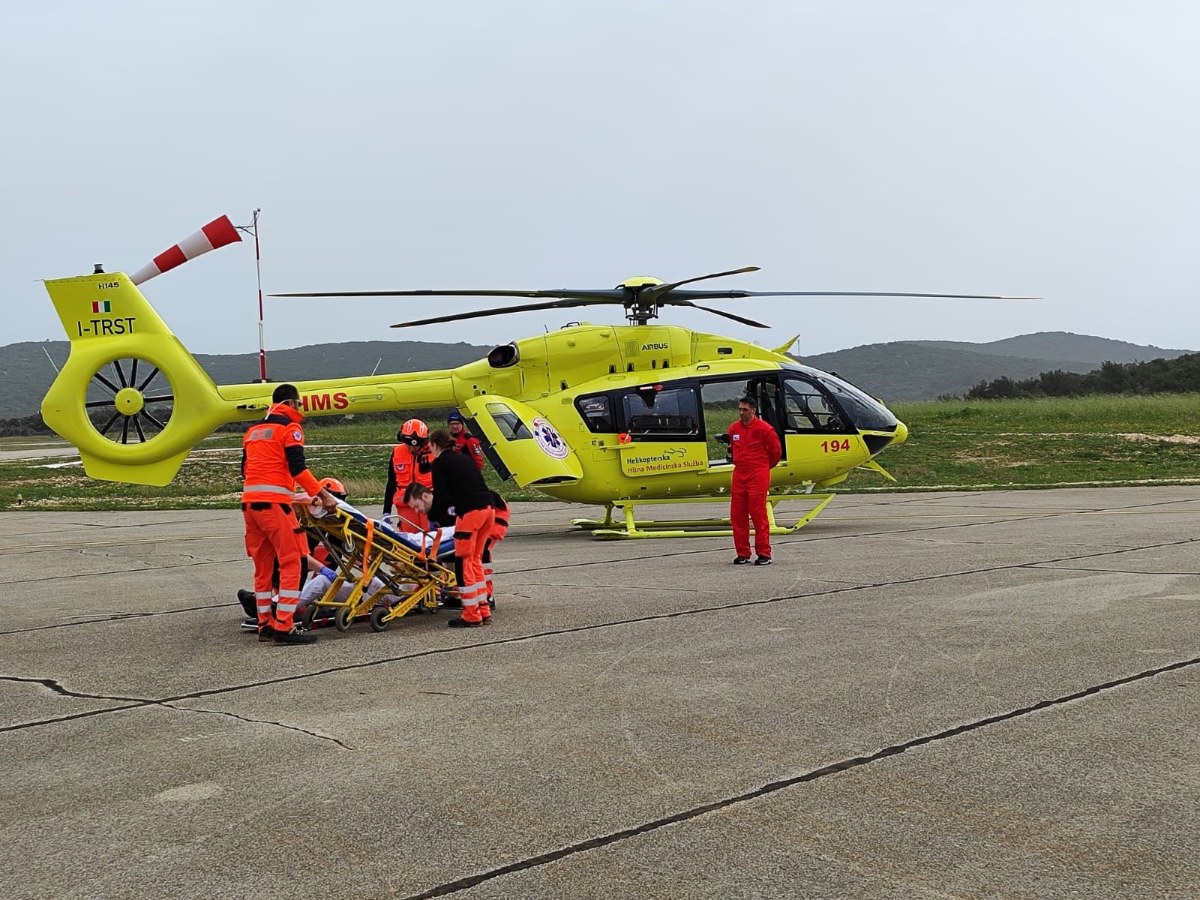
[785,365,898,432]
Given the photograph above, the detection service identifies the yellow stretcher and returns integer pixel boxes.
[293,500,458,633]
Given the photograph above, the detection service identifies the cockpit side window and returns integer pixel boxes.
[485,402,532,441]
[782,376,851,434]
[620,385,702,441]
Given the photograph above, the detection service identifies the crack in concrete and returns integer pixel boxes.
[160,702,356,751]
[399,654,1200,899]
[7,530,1197,735]
[0,556,244,591]
[0,600,238,636]
[0,676,355,750]
[0,674,151,704]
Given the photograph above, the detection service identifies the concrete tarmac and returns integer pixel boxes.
[1,487,1198,899]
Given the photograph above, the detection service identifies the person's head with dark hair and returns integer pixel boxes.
[403,482,433,514]
[428,428,456,455]
[272,383,300,404]
[737,396,757,426]
[403,482,431,505]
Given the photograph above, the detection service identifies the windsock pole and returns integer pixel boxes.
[251,209,267,382]
[235,209,268,382]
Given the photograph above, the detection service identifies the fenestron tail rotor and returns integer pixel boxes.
[272,267,1036,329]
[85,358,174,445]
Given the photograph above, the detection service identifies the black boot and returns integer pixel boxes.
[274,625,317,644]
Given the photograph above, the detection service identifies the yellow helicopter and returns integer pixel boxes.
[39,236,1027,538]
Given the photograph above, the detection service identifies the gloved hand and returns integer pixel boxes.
[319,566,337,582]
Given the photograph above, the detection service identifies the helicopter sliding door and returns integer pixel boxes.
[463,395,583,487]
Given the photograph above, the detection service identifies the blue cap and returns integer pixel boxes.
[447,411,465,424]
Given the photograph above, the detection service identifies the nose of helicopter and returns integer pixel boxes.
[892,420,908,445]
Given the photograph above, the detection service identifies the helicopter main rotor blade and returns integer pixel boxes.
[646,266,761,298]
[668,290,1038,301]
[389,298,627,329]
[274,288,625,302]
[664,299,770,328]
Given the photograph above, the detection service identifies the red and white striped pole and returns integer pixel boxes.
[251,209,267,382]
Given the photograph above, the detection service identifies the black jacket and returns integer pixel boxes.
[430,449,492,525]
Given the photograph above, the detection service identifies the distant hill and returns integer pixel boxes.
[3,330,1193,418]
[911,332,1190,365]
[801,332,1194,402]
[0,340,491,418]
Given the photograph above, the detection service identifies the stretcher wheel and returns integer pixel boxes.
[369,606,390,633]
[300,605,316,628]
[333,607,353,632]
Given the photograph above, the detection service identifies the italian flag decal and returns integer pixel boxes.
[92,300,111,314]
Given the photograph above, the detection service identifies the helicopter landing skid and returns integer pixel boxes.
[572,493,836,540]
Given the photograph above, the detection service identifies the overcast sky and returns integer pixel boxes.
[3,1,1197,364]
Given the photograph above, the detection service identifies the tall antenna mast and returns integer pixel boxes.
[236,208,268,382]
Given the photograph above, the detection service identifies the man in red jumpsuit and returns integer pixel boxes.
[241,383,335,644]
[447,411,485,471]
[727,396,782,565]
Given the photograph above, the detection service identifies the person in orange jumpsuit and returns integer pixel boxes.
[241,383,335,644]
[447,411,485,471]
[727,395,782,566]
[407,429,495,628]
[383,418,433,532]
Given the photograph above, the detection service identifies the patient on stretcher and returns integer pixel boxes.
[238,491,457,632]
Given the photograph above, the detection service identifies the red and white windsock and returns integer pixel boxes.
[130,215,242,286]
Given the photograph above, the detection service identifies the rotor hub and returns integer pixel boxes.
[115,387,145,416]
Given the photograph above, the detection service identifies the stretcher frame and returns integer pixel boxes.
[571,492,836,540]
[294,502,457,633]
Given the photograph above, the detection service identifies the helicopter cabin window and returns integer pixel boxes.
[485,402,532,441]
[620,385,701,441]
[576,394,615,433]
[782,376,850,434]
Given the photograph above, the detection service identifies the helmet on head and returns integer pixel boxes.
[399,418,430,448]
[319,477,347,499]
[399,419,429,445]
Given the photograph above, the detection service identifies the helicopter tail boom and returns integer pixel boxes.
[41,272,236,485]
[40,273,457,486]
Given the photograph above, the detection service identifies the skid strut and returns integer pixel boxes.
[571,493,836,540]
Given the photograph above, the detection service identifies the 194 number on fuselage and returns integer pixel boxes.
[821,438,852,453]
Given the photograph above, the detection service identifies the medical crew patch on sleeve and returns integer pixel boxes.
[292,429,303,442]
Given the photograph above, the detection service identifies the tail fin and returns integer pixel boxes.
[40,273,234,485]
